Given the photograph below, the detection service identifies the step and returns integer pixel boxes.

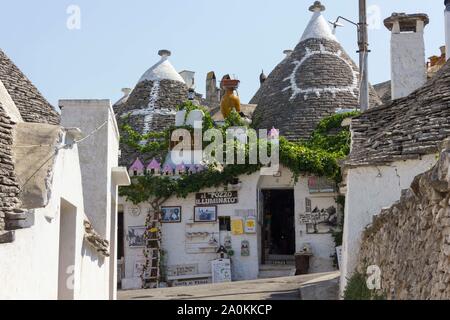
[259,264,295,271]
[258,265,296,279]
[298,272,340,300]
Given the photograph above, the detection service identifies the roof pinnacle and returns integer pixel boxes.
[309,1,325,13]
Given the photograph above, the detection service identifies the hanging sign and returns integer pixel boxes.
[195,191,239,205]
[128,205,141,217]
[241,240,250,257]
[244,216,257,234]
[231,218,244,235]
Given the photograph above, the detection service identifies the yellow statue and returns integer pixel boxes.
[220,78,241,119]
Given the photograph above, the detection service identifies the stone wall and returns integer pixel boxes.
[0,102,20,235]
[357,144,450,299]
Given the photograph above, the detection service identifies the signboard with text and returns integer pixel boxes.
[195,191,238,205]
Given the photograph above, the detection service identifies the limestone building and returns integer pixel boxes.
[0,49,130,300]
[251,2,381,141]
[114,50,189,166]
[117,1,369,290]
[340,4,450,296]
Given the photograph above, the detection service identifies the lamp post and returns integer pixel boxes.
[358,0,370,112]
[330,0,370,111]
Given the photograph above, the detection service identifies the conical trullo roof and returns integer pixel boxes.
[251,2,381,141]
[115,50,189,166]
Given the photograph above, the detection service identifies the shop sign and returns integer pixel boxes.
[195,191,238,205]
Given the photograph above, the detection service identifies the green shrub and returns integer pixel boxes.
[343,271,386,300]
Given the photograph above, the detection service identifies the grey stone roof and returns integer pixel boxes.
[115,79,189,166]
[0,50,62,238]
[0,49,60,125]
[373,81,392,105]
[0,102,20,232]
[251,37,381,141]
[345,60,450,167]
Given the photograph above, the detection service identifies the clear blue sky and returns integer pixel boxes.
[0,0,446,107]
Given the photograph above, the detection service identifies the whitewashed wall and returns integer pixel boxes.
[0,99,124,300]
[121,166,338,289]
[340,155,437,295]
[0,140,106,299]
[60,99,124,300]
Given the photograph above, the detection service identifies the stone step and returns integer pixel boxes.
[258,264,296,279]
[298,271,340,300]
[259,264,295,271]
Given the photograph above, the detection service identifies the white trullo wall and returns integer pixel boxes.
[340,155,437,296]
[121,166,338,289]
[0,134,87,299]
[0,99,126,300]
[60,99,127,300]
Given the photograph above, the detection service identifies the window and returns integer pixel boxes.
[219,216,231,231]
[305,198,312,213]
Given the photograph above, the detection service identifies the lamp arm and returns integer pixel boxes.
[334,16,360,29]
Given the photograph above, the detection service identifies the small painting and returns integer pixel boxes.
[133,259,146,277]
[194,206,217,222]
[161,206,182,223]
[303,206,338,234]
[128,226,146,248]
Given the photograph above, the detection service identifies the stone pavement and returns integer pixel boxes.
[118,271,340,300]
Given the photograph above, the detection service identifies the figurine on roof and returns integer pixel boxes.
[220,76,241,119]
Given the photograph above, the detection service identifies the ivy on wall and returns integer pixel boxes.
[119,102,359,205]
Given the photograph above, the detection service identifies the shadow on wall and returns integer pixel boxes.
[82,242,105,268]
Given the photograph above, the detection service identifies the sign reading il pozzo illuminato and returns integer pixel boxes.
[195,191,239,205]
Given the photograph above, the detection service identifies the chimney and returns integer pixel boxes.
[384,13,429,100]
[283,50,293,58]
[121,88,132,97]
[179,70,196,89]
[446,0,450,60]
[259,70,267,86]
[206,71,219,103]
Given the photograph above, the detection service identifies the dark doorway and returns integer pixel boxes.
[261,189,295,263]
[118,211,124,260]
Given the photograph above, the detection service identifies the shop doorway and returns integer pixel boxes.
[261,189,295,264]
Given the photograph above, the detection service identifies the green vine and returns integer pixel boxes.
[119,102,358,205]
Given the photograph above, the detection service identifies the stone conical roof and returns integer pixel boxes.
[115,50,189,166]
[251,3,381,141]
[0,49,60,125]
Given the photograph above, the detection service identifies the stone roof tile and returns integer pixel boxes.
[345,60,450,167]
[0,49,60,125]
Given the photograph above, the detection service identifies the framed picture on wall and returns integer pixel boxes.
[194,206,217,222]
[127,226,146,248]
[161,206,182,223]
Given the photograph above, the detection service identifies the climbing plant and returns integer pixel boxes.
[119,102,359,205]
